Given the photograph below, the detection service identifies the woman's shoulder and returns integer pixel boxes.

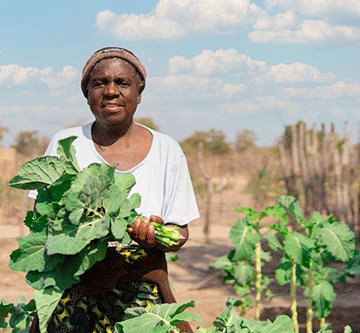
[50,123,92,143]
[137,124,184,156]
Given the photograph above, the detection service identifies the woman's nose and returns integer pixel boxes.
[104,81,120,96]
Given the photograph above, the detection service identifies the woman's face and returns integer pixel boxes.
[87,58,142,127]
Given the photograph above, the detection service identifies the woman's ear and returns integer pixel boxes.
[137,93,142,104]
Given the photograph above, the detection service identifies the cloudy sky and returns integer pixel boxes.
[1,0,360,147]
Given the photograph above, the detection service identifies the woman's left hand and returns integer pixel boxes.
[127,215,164,248]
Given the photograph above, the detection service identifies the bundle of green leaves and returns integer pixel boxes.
[8,136,182,333]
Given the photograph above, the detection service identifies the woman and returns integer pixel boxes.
[29,47,199,332]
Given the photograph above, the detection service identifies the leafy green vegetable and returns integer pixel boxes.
[8,135,183,333]
[114,300,200,333]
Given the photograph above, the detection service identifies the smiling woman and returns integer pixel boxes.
[28,47,200,333]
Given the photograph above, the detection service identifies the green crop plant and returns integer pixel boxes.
[264,196,356,333]
[7,136,183,333]
[210,206,280,320]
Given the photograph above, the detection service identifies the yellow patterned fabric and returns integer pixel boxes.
[46,247,161,333]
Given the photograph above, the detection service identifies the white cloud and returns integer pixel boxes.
[220,83,247,98]
[253,10,297,30]
[40,66,79,90]
[266,0,360,17]
[220,101,259,114]
[95,0,262,40]
[0,105,59,116]
[254,62,336,84]
[147,74,245,99]
[256,95,290,109]
[249,19,360,43]
[0,64,52,86]
[168,49,267,75]
[0,64,79,91]
[284,81,360,99]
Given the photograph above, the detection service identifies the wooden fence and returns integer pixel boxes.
[278,122,359,236]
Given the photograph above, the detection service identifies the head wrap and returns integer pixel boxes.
[81,47,147,98]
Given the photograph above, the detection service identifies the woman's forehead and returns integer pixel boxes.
[90,57,138,77]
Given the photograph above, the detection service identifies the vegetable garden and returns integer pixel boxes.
[0,123,359,332]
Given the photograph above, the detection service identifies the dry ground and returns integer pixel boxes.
[0,224,359,333]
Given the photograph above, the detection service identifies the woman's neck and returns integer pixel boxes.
[91,120,135,147]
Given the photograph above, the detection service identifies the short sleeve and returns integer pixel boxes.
[162,155,200,226]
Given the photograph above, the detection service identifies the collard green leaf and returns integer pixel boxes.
[56,136,81,174]
[229,219,259,261]
[313,222,355,262]
[213,304,243,332]
[263,233,283,252]
[114,173,136,195]
[116,301,197,333]
[309,280,336,319]
[111,217,128,240]
[0,299,13,328]
[46,215,111,255]
[268,224,289,239]
[209,255,232,270]
[275,260,292,286]
[34,287,63,333]
[242,315,294,333]
[260,206,288,225]
[9,156,65,190]
[233,262,254,284]
[278,196,306,226]
[283,232,315,267]
[235,206,259,222]
[10,230,57,273]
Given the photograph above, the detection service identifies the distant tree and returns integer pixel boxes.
[181,129,231,155]
[135,117,160,131]
[0,125,10,142]
[11,130,49,157]
[235,129,258,152]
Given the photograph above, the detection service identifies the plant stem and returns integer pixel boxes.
[254,241,262,321]
[306,270,314,333]
[290,261,299,333]
[320,318,326,328]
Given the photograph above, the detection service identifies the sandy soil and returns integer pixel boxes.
[0,224,359,333]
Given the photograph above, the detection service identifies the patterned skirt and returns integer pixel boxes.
[46,246,162,333]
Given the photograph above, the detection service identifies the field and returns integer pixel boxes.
[1,223,359,333]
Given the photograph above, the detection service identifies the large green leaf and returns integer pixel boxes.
[233,262,254,284]
[46,215,111,255]
[278,196,306,226]
[235,206,259,222]
[260,206,288,225]
[229,219,259,261]
[313,222,355,262]
[9,156,65,190]
[308,280,336,319]
[213,304,244,333]
[209,255,232,270]
[115,301,199,333]
[9,230,63,273]
[114,173,137,195]
[283,232,315,267]
[34,287,63,333]
[56,136,81,174]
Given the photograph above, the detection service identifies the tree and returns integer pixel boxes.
[180,129,231,155]
[11,131,49,157]
[134,117,160,131]
[0,125,10,142]
[235,129,258,152]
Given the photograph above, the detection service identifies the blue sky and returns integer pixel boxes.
[2,0,360,147]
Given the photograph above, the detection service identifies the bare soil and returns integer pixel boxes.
[0,224,359,333]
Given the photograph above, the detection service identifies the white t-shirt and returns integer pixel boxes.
[29,122,199,226]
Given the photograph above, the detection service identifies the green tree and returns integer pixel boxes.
[181,129,231,155]
[235,129,257,152]
[11,131,49,157]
